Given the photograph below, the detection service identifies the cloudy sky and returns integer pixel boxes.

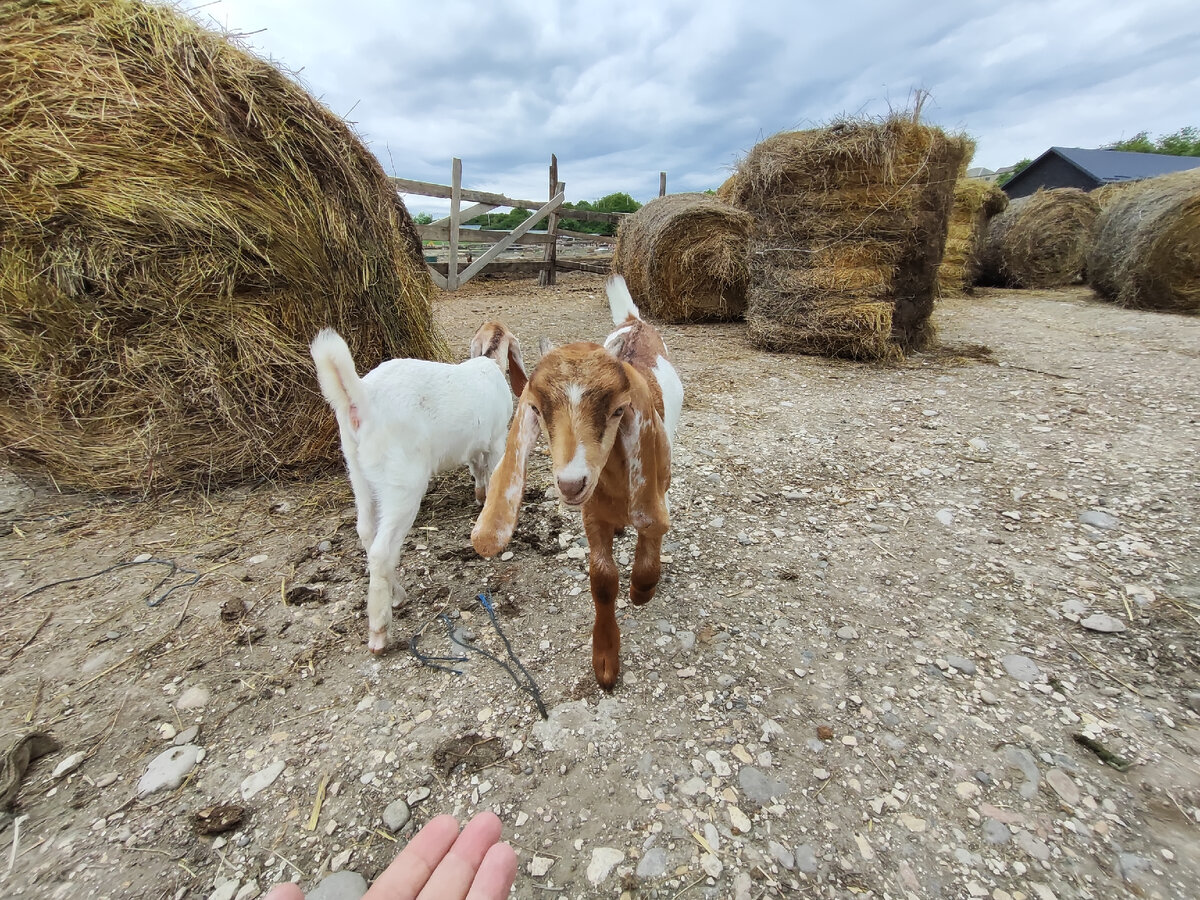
[199,0,1199,218]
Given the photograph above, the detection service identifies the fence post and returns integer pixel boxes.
[659,171,667,197]
[540,155,560,287]
[447,158,462,291]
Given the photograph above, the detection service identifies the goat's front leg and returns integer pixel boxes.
[630,524,665,606]
[583,516,620,690]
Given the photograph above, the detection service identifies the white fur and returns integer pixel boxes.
[652,355,683,448]
[311,328,514,653]
[606,274,640,323]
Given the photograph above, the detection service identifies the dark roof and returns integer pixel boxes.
[1047,146,1200,183]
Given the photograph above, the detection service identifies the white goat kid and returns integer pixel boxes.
[310,324,526,653]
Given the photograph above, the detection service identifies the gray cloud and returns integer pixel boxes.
[205,0,1200,217]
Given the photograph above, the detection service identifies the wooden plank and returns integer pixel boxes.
[555,207,626,225]
[447,158,461,290]
[659,172,667,197]
[457,192,564,285]
[557,228,616,244]
[429,258,612,277]
[541,156,560,287]
[429,202,493,228]
[556,258,612,274]
[390,177,544,212]
[417,225,552,244]
[428,267,447,289]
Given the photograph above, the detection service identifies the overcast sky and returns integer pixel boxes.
[199,0,1199,218]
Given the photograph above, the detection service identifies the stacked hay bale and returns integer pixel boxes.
[612,193,754,322]
[720,117,972,360]
[1090,180,1138,210]
[1088,169,1200,313]
[936,180,1008,296]
[975,188,1099,288]
[0,0,446,492]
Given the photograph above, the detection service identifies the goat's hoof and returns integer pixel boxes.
[367,630,388,654]
[630,584,658,606]
[593,656,619,691]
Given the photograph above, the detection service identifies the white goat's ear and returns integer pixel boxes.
[505,334,528,397]
[472,397,539,557]
[469,330,487,360]
[537,337,554,359]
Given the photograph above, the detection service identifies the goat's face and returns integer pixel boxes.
[526,344,631,506]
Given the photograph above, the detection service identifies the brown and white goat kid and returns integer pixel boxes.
[472,276,683,689]
[311,323,526,653]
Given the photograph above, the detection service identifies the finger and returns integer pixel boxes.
[263,885,304,900]
[465,841,518,900]
[416,811,504,900]
[368,814,461,899]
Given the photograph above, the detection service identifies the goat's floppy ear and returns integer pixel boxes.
[504,334,528,397]
[472,396,540,557]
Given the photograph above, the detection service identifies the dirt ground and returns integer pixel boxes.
[1,273,1198,900]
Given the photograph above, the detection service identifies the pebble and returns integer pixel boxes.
[176,686,211,710]
[1045,768,1080,806]
[234,882,260,900]
[406,786,432,806]
[529,856,555,877]
[1014,830,1051,862]
[382,799,410,833]
[175,725,200,746]
[240,759,286,800]
[739,766,788,803]
[52,752,87,779]
[306,870,368,900]
[1080,614,1127,633]
[794,844,818,873]
[736,532,753,545]
[1185,692,1200,715]
[935,509,955,526]
[565,546,586,560]
[982,819,1011,844]
[700,853,723,877]
[946,654,977,676]
[157,723,177,741]
[705,750,731,777]
[1001,654,1042,683]
[899,813,927,833]
[836,626,858,641]
[138,745,202,797]
[207,881,239,900]
[728,806,751,833]
[246,554,269,565]
[769,840,794,870]
[1080,509,1119,530]
[94,772,119,789]
[1004,747,1041,799]
[636,847,668,878]
[679,775,706,797]
[586,847,624,885]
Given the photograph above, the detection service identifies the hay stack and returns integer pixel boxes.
[1087,169,1200,313]
[721,117,972,360]
[0,0,446,492]
[975,188,1099,288]
[1090,180,1138,209]
[612,193,754,322]
[936,180,1008,296]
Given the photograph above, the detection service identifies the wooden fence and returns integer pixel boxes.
[390,157,664,290]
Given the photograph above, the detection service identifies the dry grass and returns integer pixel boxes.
[720,116,972,359]
[976,188,1099,289]
[0,0,447,493]
[612,193,754,322]
[1088,169,1200,313]
[936,180,1008,296]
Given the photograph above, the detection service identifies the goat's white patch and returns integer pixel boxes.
[652,355,683,448]
[623,411,646,494]
[564,382,585,405]
[603,325,632,352]
[558,441,589,482]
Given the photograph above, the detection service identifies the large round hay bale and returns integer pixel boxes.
[723,117,972,359]
[936,180,1008,296]
[1090,180,1137,210]
[0,0,447,492]
[1087,169,1200,313]
[612,193,754,322]
[976,188,1099,288]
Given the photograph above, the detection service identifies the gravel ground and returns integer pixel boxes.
[1,274,1197,900]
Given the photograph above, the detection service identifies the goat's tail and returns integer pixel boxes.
[606,274,641,325]
[310,328,369,430]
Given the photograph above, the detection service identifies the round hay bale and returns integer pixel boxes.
[0,0,447,492]
[612,193,754,322]
[976,188,1099,288]
[936,180,1008,296]
[1087,169,1200,313]
[723,117,972,359]
[1090,180,1138,209]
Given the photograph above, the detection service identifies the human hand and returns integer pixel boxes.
[265,811,517,900]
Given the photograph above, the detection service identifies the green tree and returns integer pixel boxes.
[560,192,641,236]
[996,158,1032,187]
[413,212,434,225]
[1106,127,1200,156]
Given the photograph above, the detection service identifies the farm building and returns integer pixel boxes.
[1002,146,1200,198]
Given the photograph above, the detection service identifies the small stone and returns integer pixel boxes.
[1045,768,1080,806]
[565,546,586,560]
[728,806,751,833]
[935,508,955,526]
[817,725,834,741]
[899,813,927,833]
[1002,655,1041,683]
[94,772,119,789]
[157,723,177,741]
[174,725,200,746]
[769,840,794,870]
[52,752,87,779]
[679,776,706,797]
[1014,831,1051,862]
[207,881,239,900]
[382,799,410,833]
[854,833,875,861]
[700,853,723,877]
[794,844,818,873]
[240,759,286,800]
[245,554,268,565]
[836,626,858,641]
[1080,509,1119,530]
[406,786,431,806]
[982,818,1011,844]
[739,766,787,803]
[176,686,211,710]
[499,551,514,562]
[1080,614,1127,634]
[705,750,731,777]
[1004,747,1041,799]
[233,881,260,900]
[636,847,668,879]
[586,847,624,885]
[306,870,368,900]
[138,745,202,797]
[528,856,554,878]
[956,781,982,801]
[946,655,977,676]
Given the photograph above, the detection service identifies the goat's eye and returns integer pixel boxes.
[611,406,625,419]
[529,404,541,417]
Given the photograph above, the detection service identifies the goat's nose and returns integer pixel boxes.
[556,475,587,500]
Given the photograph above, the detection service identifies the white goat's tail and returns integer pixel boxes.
[606,274,641,325]
[310,328,369,430]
